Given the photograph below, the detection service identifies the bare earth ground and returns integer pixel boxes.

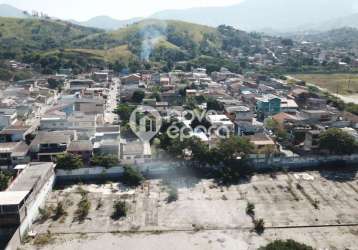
[20,171,358,250]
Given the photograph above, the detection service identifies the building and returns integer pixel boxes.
[0,163,56,250]
[68,79,95,92]
[121,74,141,85]
[67,140,93,163]
[0,142,29,166]
[120,140,151,164]
[207,114,234,136]
[255,95,281,119]
[0,126,32,143]
[247,133,276,152]
[29,131,75,161]
[304,130,322,152]
[0,109,17,130]
[74,98,105,115]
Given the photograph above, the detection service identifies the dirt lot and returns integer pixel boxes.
[20,170,358,250]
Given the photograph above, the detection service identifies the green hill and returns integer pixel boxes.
[0,17,262,73]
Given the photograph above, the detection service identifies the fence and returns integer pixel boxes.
[250,154,358,171]
[56,154,358,181]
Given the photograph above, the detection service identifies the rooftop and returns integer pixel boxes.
[68,140,93,152]
[8,162,55,192]
[0,191,29,206]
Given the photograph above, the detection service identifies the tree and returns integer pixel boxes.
[131,90,145,103]
[259,240,314,250]
[90,155,118,168]
[114,104,135,125]
[0,171,11,191]
[319,128,357,155]
[206,97,224,111]
[121,165,144,187]
[56,154,83,170]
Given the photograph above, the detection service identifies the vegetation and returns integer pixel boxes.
[33,231,54,246]
[56,153,84,170]
[90,154,118,168]
[158,127,255,185]
[131,89,145,103]
[0,170,11,191]
[166,186,179,203]
[253,218,265,235]
[53,201,67,221]
[121,165,144,187]
[259,239,314,250]
[292,74,358,95]
[38,206,52,222]
[111,200,127,220]
[75,194,91,222]
[246,202,255,217]
[114,104,135,125]
[319,128,357,155]
[0,17,266,73]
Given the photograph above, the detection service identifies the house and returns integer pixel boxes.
[306,98,327,110]
[207,114,234,136]
[93,126,121,142]
[30,131,75,161]
[304,130,322,152]
[225,106,253,121]
[92,72,109,82]
[93,140,120,159]
[247,133,276,152]
[301,110,337,123]
[0,142,30,166]
[121,74,141,85]
[0,126,32,143]
[67,140,93,163]
[74,98,105,115]
[280,98,299,114]
[0,109,17,129]
[68,79,95,93]
[255,95,281,119]
[120,140,151,164]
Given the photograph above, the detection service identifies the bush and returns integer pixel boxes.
[0,171,11,191]
[167,187,178,203]
[56,154,83,170]
[259,239,314,250]
[33,231,54,246]
[111,200,127,220]
[53,202,66,221]
[121,165,144,187]
[76,196,91,222]
[254,218,265,235]
[246,202,255,217]
[90,154,118,168]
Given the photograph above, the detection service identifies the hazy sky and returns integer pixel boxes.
[0,0,244,21]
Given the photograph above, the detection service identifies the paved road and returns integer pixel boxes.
[104,78,120,124]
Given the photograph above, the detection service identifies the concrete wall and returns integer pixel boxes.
[56,155,358,182]
[250,154,358,171]
[19,174,55,236]
[4,228,20,250]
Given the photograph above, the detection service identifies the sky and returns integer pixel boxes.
[0,0,244,21]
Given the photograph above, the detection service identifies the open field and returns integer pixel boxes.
[21,170,358,250]
[291,74,358,95]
